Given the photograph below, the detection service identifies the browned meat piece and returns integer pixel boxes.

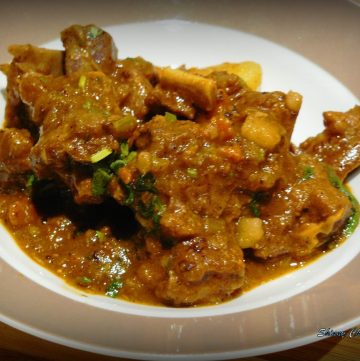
[301,106,360,180]
[61,24,117,75]
[111,57,156,119]
[152,85,196,119]
[253,152,352,259]
[0,128,33,188]
[26,72,122,198]
[1,45,64,130]
[153,237,244,306]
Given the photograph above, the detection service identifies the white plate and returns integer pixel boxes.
[0,20,360,359]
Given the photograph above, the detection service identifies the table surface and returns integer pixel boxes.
[0,0,359,360]
[1,321,360,361]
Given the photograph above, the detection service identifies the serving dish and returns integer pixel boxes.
[0,20,359,359]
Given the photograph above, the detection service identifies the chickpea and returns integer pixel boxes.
[137,151,153,174]
[241,111,285,150]
[285,91,302,112]
[237,217,264,248]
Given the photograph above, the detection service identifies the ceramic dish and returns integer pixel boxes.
[0,20,359,359]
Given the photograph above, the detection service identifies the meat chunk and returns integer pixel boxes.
[301,106,360,180]
[154,237,245,306]
[111,57,156,119]
[0,128,33,188]
[253,153,352,259]
[1,45,64,130]
[61,24,117,75]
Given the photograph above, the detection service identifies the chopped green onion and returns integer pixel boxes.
[113,115,137,135]
[78,75,87,90]
[96,230,106,241]
[90,148,112,163]
[110,159,125,171]
[110,142,137,171]
[165,112,177,122]
[88,26,103,39]
[257,148,265,161]
[92,168,112,196]
[105,279,123,298]
[127,151,137,163]
[81,277,92,284]
[187,168,198,178]
[120,142,129,157]
[301,166,315,181]
[26,174,37,188]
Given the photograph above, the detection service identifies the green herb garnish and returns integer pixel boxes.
[138,195,166,226]
[249,192,263,217]
[110,142,137,171]
[120,182,135,205]
[327,166,360,236]
[90,148,112,163]
[187,168,198,178]
[78,75,87,90]
[134,173,157,193]
[105,279,123,298]
[92,168,112,196]
[26,174,37,189]
[165,112,177,122]
[301,166,315,181]
[96,230,105,241]
[88,26,103,39]
[76,276,92,287]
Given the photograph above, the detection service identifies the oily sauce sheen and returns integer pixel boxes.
[0,24,359,307]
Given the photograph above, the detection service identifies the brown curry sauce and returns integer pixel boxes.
[0,24,359,307]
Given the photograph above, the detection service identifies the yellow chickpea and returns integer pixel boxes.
[285,91,302,112]
[237,217,264,248]
[241,111,285,150]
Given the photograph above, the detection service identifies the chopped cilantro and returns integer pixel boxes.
[326,166,359,236]
[76,276,92,287]
[138,195,166,220]
[105,279,123,298]
[88,26,103,39]
[92,168,112,196]
[301,166,315,181]
[134,173,157,193]
[120,182,135,205]
[249,192,263,217]
[249,200,261,217]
